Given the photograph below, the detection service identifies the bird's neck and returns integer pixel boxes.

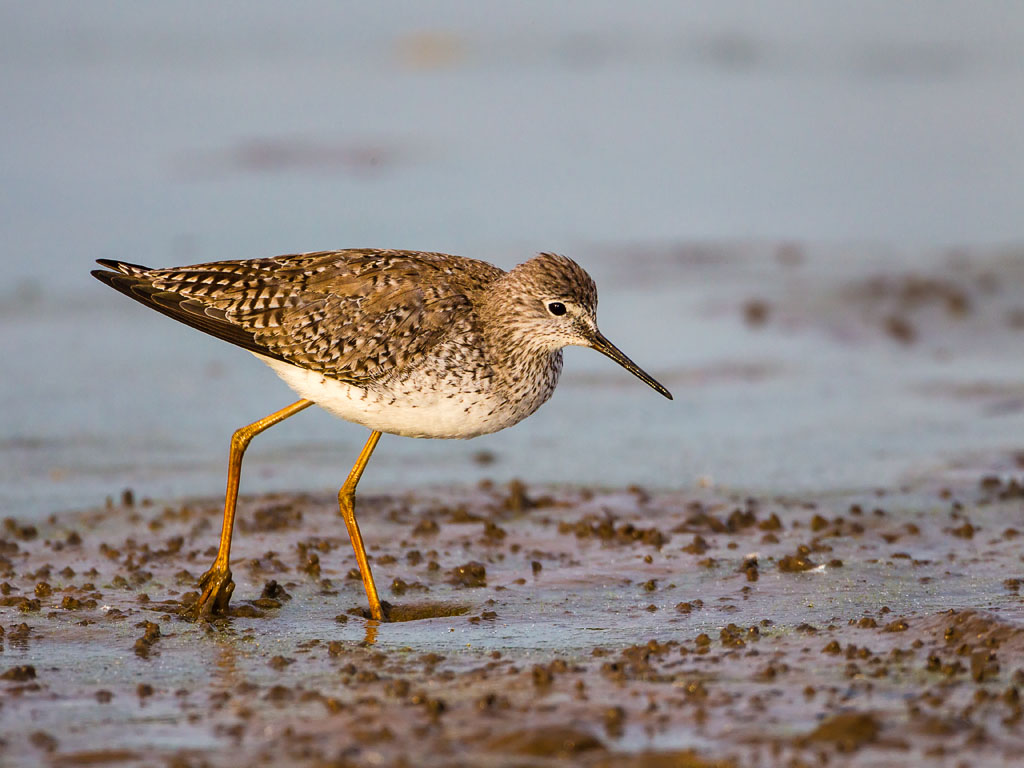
[479,313,561,388]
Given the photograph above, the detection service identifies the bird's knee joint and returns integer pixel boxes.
[230,426,256,452]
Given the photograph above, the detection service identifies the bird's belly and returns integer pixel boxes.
[254,354,542,439]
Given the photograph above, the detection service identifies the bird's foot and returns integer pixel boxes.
[191,564,234,620]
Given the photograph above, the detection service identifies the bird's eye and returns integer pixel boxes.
[547,301,567,317]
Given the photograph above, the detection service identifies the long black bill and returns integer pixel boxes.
[587,330,673,400]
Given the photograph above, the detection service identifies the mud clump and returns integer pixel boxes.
[3,517,38,541]
[603,706,626,738]
[256,579,291,608]
[133,621,161,658]
[683,535,709,554]
[799,711,880,752]
[301,551,321,578]
[390,577,429,595]
[503,479,535,513]
[778,547,817,572]
[558,514,667,547]
[885,314,916,343]
[950,520,977,538]
[448,561,486,588]
[739,556,759,581]
[979,474,1024,501]
[228,604,265,619]
[386,602,471,622]
[532,664,554,688]
[5,479,1024,767]
[239,503,302,533]
[481,520,507,541]
[593,751,736,768]
[883,617,910,632]
[29,731,58,753]
[850,272,974,343]
[2,664,36,681]
[743,298,771,327]
[412,518,440,537]
[936,610,1024,651]
[485,725,605,757]
[0,596,41,612]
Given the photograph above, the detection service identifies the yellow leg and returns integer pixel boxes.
[194,399,313,619]
[339,431,384,621]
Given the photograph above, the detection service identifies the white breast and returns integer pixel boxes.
[254,354,545,439]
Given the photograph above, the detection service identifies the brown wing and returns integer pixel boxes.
[92,249,504,383]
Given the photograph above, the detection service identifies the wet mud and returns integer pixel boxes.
[2,473,1022,767]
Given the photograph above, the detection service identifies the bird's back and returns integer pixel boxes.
[93,249,505,385]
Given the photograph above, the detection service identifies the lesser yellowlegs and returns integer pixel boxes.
[92,250,672,621]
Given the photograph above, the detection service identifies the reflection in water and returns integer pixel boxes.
[212,636,242,688]
[385,602,472,622]
[360,601,474,644]
[362,620,378,646]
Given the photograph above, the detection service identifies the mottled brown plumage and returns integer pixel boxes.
[94,249,504,383]
[92,248,670,621]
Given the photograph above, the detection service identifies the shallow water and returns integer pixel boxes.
[2,480,1022,766]
[5,244,1024,520]
[3,2,1024,517]
[2,4,1024,766]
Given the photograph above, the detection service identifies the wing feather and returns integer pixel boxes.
[93,249,503,383]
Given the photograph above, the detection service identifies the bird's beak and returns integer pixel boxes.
[586,330,673,400]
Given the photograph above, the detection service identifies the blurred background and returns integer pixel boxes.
[3,1,1023,519]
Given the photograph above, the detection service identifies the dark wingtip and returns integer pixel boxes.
[91,268,116,285]
[89,258,281,362]
[94,258,151,273]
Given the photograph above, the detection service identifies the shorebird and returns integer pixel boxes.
[92,250,672,621]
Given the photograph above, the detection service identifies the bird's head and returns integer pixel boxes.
[494,253,672,400]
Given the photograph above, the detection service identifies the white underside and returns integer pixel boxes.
[254,353,517,439]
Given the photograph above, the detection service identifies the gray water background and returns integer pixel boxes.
[2,2,1023,519]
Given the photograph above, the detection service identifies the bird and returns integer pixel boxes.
[92,249,672,621]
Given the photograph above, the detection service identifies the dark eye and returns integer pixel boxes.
[547,301,567,317]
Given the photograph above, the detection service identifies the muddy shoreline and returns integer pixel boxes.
[2,474,1022,767]
[5,3,1024,764]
